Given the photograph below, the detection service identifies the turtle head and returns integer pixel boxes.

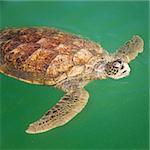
[105,59,130,79]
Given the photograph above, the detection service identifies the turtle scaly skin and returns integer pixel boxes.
[0,27,144,134]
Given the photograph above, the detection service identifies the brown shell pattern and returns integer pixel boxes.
[0,27,103,85]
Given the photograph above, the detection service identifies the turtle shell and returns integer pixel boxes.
[0,27,104,85]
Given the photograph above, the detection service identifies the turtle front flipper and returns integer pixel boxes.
[26,89,89,134]
[115,35,144,62]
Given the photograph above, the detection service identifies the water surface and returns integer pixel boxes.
[0,1,149,150]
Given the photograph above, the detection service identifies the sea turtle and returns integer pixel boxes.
[0,27,144,134]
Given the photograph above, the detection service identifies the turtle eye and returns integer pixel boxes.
[113,62,121,68]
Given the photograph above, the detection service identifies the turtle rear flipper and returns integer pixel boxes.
[26,89,89,134]
[115,35,144,62]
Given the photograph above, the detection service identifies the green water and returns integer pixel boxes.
[0,1,149,150]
